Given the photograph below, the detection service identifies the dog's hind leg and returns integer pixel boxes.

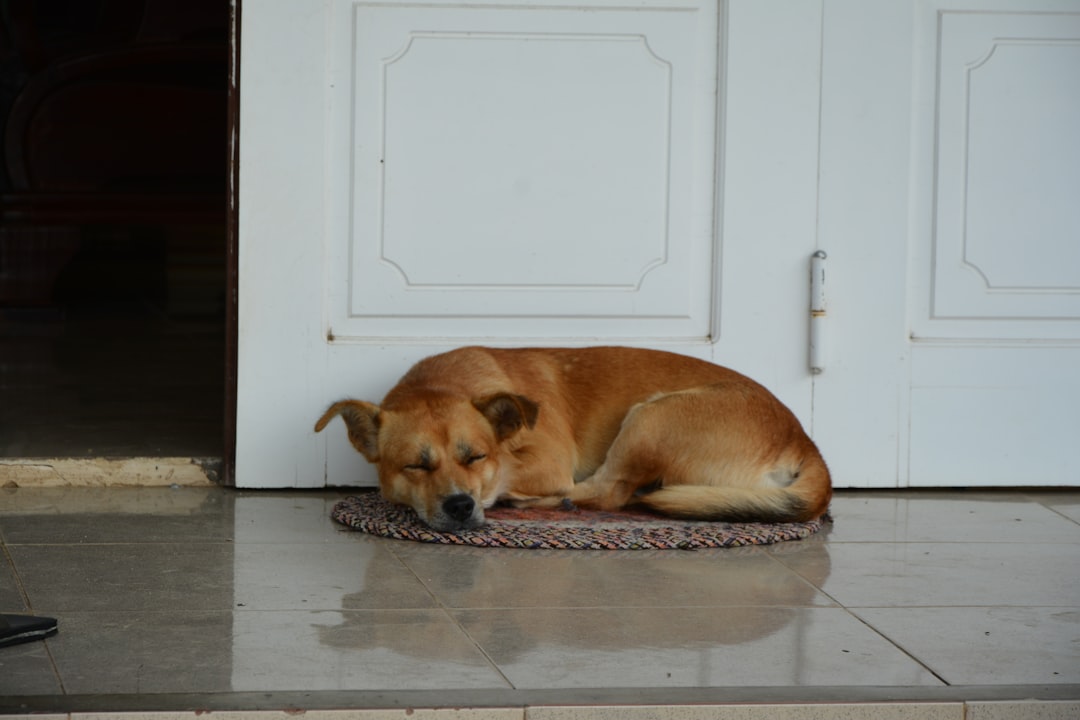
[563,383,831,519]
[536,397,678,511]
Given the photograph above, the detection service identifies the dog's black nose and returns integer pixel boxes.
[442,494,475,523]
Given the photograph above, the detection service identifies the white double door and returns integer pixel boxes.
[237,0,1079,490]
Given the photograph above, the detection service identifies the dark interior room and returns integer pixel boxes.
[0,0,230,464]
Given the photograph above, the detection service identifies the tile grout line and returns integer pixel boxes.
[1035,503,1080,529]
[765,545,953,687]
[448,615,520,692]
[759,548,843,608]
[2,535,68,694]
[385,543,519,691]
[0,536,33,610]
[843,606,951,687]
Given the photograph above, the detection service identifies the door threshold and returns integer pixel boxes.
[0,457,221,487]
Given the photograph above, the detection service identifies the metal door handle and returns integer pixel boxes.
[810,250,827,374]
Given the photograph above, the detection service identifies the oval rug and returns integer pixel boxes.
[331,493,831,550]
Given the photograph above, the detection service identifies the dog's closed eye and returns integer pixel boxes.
[404,447,436,473]
[455,440,487,467]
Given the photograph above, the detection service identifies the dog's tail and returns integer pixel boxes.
[635,453,832,523]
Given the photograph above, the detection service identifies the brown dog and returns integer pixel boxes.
[315,346,831,531]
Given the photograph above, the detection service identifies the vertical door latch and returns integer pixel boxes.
[809,250,827,374]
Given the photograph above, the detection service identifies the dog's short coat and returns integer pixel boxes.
[315,346,831,531]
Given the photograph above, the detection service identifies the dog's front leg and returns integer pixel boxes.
[500,492,568,509]
[560,464,643,511]
[497,452,576,508]
[512,463,639,511]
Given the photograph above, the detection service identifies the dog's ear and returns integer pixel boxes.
[473,393,539,442]
[314,400,381,461]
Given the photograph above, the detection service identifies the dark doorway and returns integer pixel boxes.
[0,1,231,472]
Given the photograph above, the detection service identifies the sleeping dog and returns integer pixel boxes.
[315,346,831,531]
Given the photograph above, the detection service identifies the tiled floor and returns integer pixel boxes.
[1,487,1078,719]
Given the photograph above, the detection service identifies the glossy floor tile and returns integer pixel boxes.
[392,543,834,609]
[1044,494,1080,524]
[823,494,1080,543]
[0,554,24,611]
[773,541,1080,608]
[46,611,235,694]
[10,543,235,613]
[452,606,942,688]
[851,607,1080,685]
[1,487,1078,715]
[231,609,509,692]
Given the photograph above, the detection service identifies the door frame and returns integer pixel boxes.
[223,0,241,486]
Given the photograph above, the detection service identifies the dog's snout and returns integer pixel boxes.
[442,494,475,523]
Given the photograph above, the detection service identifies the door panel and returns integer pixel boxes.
[810,0,915,488]
[909,346,1080,486]
[328,1,717,339]
[815,0,1080,488]
[906,2,1080,486]
[912,8,1080,339]
[238,0,824,488]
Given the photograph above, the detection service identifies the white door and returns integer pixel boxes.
[812,0,1080,487]
[237,0,826,488]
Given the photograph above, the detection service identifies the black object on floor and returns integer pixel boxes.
[0,614,58,648]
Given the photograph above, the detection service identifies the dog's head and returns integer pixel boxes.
[315,391,538,531]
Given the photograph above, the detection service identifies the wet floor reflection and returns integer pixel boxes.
[13,488,1043,694]
[305,525,944,689]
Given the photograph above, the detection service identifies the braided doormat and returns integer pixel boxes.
[331,493,830,550]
